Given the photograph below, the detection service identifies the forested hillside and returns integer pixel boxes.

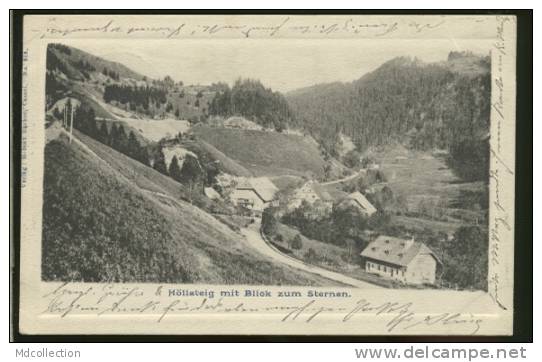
[287,52,491,181]
[208,79,296,132]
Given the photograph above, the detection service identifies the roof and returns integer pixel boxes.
[311,184,333,201]
[204,187,221,200]
[360,235,442,267]
[236,177,278,202]
[346,191,377,214]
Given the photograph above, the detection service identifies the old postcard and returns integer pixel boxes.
[16,14,516,335]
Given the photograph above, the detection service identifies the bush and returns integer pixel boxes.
[291,234,303,250]
[305,248,317,262]
[261,207,278,236]
[343,150,362,168]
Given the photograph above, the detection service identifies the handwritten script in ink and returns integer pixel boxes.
[488,16,514,312]
[42,283,484,334]
[37,17,447,39]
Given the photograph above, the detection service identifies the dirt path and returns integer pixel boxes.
[319,169,364,186]
[241,221,381,289]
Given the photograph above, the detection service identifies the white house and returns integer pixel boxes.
[204,187,221,200]
[230,177,278,215]
[338,191,377,217]
[360,235,442,285]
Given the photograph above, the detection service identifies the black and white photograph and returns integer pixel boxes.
[43,38,491,290]
[13,13,526,339]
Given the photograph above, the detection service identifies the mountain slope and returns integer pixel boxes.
[287,52,491,181]
[41,130,333,285]
[191,124,345,179]
[46,43,212,127]
[47,43,144,82]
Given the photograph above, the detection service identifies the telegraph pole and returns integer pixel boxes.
[63,103,67,128]
[69,104,74,143]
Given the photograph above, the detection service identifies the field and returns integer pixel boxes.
[120,118,191,142]
[370,144,482,203]
[73,82,193,142]
[180,139,253,177]
[42,130,332,285]
[366,143,487,231]
[192,125,341,178]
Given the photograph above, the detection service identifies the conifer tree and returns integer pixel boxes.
[180,154,202,185]
[98,122,109,145]
[153,150,168,175]
[168,155,182,182]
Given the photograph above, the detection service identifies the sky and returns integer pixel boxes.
[63,38,492,92]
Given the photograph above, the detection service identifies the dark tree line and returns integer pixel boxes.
[209,78,295,132]
[102,67,120,81]
[47,45,97,81]
[287,53,491,181]
[50,43,72,55]
[76,60,95,72]
[103,84,168,110]
[72,105,150,165]
[46,48,70,75]
[69,104,216,199]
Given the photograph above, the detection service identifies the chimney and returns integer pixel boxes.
[403,235,415,249]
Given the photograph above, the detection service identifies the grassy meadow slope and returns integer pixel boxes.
[367,143,487,229]
[179,138,253,178]
[191,125,341,178]
[41,132,333,285]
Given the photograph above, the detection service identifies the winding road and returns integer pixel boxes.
[60,126,379,288]
[241,221,381,288]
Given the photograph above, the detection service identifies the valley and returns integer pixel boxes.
[42,43,490,290]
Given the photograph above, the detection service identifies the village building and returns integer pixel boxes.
[338,191,377,217]
[289,181,333,210]
[360,235,442,285]
[204,187,221,200]
[229,177,278,215]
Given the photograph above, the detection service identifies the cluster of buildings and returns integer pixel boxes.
[223,177,379,220]
[211,175,440,286]
[288,181,377,219]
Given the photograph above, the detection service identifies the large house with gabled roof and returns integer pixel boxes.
[338,191,377,217]
[230,177,278,215]
[360,235,442,285]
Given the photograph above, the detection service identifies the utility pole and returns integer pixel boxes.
[63,103,67,128]
[69,105,74,143]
